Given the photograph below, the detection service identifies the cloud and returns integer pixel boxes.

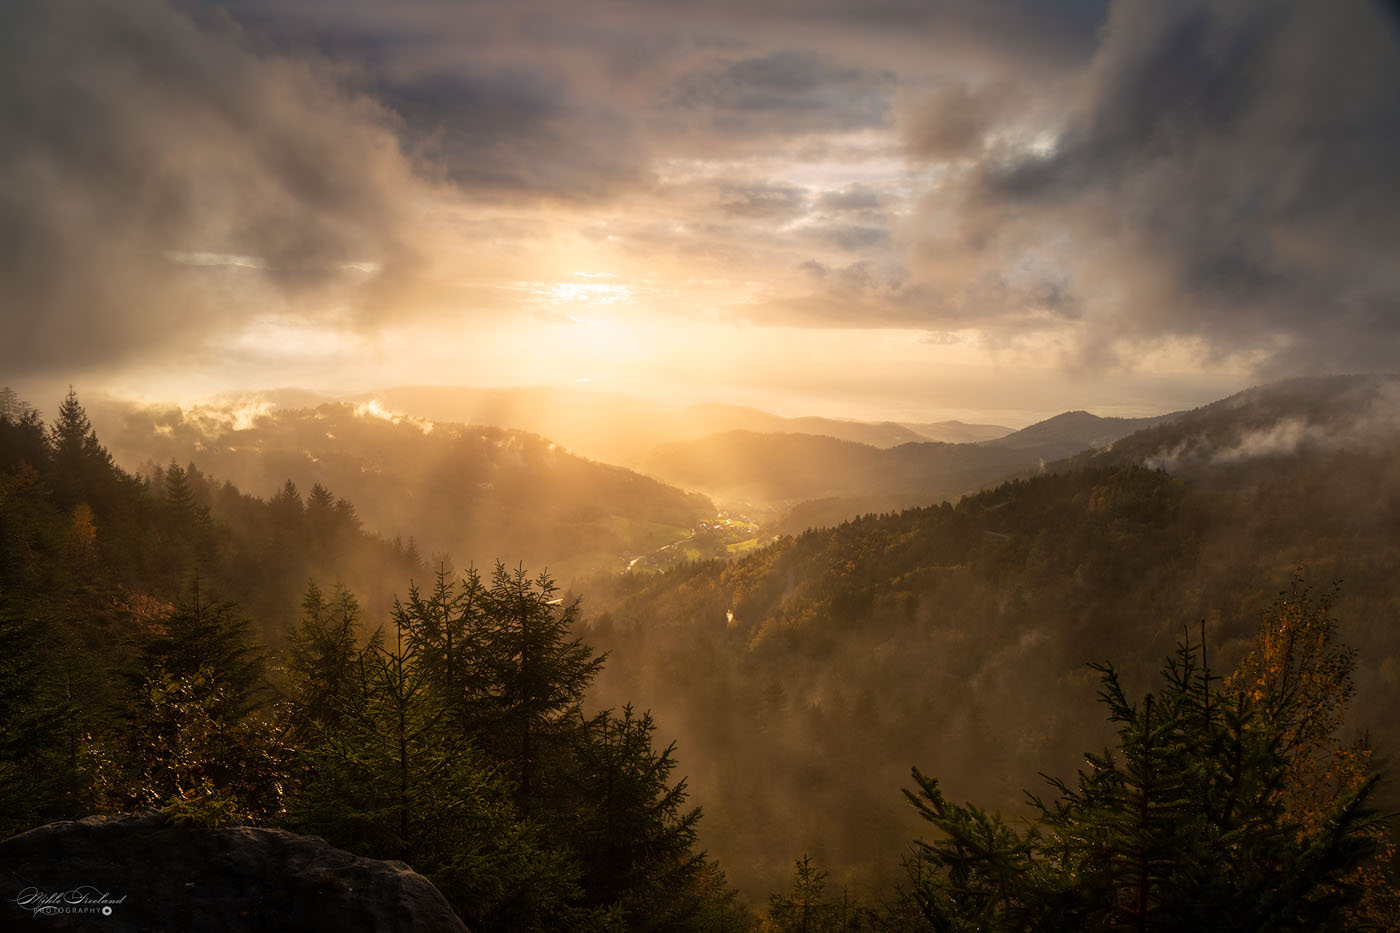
[368,63,652,202]
[814,225,891,252]
[0,0,434,376]
[917,0,1400,372]
[817,184,882,213]
[905,82,1015,160]
[656,50,896,146]
[6,0,1392,397]
[716,182,809,219]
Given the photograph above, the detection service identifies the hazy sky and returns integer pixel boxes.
[3,0,1398,423]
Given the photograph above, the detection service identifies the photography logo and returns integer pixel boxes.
[14,886,127,918]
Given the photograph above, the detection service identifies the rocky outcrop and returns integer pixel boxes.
[0,812,468,932]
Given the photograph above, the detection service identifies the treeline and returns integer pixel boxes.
[0,389,739,928]
[754,582,1396,929]
[5,385,1397,928]
[583,454,1400,903]
[0,387,422,649]
[87,399,716,580]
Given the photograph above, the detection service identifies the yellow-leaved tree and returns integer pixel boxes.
[1225,575,1399,926]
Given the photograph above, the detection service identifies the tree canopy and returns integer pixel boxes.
[903,584,1389,931]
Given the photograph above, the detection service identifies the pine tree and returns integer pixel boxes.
[134,580,265,723]
[289,608,589,930]
[394,562,491,719]
[46,388,118,514]
[110,584,284,824]
[0,386,32,424]
[766,854,838,933]
[164,459,196,519]
[305,483,341,548]
[123,666,289,826]
[480,562,606,811]
[285,581,372,739]
[269,479,304,532]
[0,396,46,473]
[0,603,86,835]
[566,704,707,927]
[904,610,1385,930]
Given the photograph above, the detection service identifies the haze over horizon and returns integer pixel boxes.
[4,0,1398,425]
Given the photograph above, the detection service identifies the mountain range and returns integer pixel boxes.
[578,373,1400,897]
[640,409,1179,527]
[16,372,1400,903]
[86,400,713,581]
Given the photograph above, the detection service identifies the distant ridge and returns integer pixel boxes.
[902,419,1013,444]
[1068,373,1400,472]
[640,404,1178,523]
[983,409,1181,459]
[359,386,1015,464]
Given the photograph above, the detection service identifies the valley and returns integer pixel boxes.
[5,373,1399,924]
[7,2,1395,926]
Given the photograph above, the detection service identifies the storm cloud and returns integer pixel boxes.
[3,0,1397,393]
[920,0,1400,371]
[0,0,432,376]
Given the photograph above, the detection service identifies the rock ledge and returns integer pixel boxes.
[0,811,468,931]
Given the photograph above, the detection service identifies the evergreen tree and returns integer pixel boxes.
[290,609,591,930]
[766,854,838,933]
[164,458,196,519]
[567,704,707,928]
[395,562,491,720]
[481,562,606,811]
[47,388,117,511]
[0,387,45,473]
[385,561,722,926]
[285,581,371,739]
[0,386,32,423]
[269,479,304,534]
[903,616,1385,931]
[304,483,345,550]
[105,583,285,823]
[121,665,290,826]
[134,580,265,722]
[0,604,86,835]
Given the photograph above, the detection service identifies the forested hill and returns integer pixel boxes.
[638,408,1174,525]
[0,391,740,929]
[579,378,1400,899]
[983,408,1179,458]
[0,389,420,648]
[1070,372,1400,473]
[86,399,715,580]
[640,430,1031,508]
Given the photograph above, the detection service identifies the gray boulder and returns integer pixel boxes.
[0,812,468,931]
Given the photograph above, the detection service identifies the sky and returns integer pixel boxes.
[3,0,1398,425]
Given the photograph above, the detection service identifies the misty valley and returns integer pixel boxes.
[2,374,1398,930]
[7,0,1399,926]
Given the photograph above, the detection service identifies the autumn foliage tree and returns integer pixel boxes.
[1225,577,1400,926]
[904,579,1389,930]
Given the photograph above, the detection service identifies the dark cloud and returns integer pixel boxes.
[8,0,1392,390]
[0,0,431,376]
[949,0,1400,372]
[906,82,1015,159]
[658,51,895,141]
[386,66,649,201]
